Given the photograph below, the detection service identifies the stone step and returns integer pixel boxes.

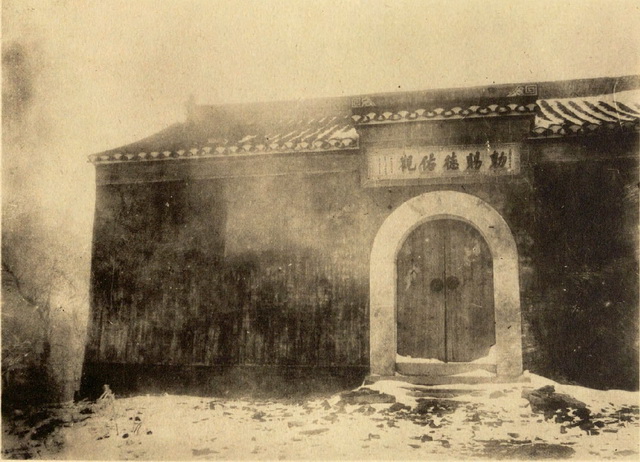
[396,362,497,376]
[365,373,530,386]
[365,374,494,386]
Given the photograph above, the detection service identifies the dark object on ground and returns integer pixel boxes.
[339,388,396,405]
[31,418,64,440]
[23,409,52,429]
[413,399,462,416]
[252,411,266,421]
[522,386,589,419]
[483,440,575,459]
[521,385,604,433]
[387,402,411,412]
[299,428,329,435]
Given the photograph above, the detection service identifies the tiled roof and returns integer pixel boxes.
[351,103,538,125]
[90,78,640,165]
[89,113,358,164]
[89,103,538,165]
[532,90,640,137]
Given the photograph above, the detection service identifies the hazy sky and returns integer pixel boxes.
[4,0,639,154]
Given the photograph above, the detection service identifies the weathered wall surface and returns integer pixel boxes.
[84,128,639,393]
[88,172,378,369]
[85,170,535,386]
[526,137,639,390]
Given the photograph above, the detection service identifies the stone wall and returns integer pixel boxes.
[83,132,639,393]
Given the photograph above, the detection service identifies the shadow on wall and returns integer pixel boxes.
[80,363,367,401]
[528,161,639,391]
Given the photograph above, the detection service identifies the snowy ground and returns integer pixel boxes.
[3,373,638,460]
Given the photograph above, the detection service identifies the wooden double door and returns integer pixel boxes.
[397,219,495,362]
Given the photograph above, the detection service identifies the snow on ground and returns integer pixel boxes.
[3,373,638,460]
[374,374,638,458]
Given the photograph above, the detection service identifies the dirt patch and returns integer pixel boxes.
[520,385,635,435]
[522,385,588,418]
[192,447,216,456]
[30,418,65,441]
[3,401,98,459]
[413,398,463,416]
[482,440,576,459]
[299,428,330,436]
[386,402,412,413]
[339,388,396,405]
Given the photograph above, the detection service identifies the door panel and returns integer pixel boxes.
[397,221,446,359]
[445,221,495,361]
[396,219,495,362]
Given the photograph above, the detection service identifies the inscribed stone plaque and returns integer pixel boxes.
[364,143,521,186]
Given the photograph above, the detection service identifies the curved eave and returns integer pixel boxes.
[90,140,360,165]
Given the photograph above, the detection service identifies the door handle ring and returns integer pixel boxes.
[446,276,460,290]
[430,278,444,293]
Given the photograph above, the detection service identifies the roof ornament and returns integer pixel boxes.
[507,84,538,97]
[351,96,376,108]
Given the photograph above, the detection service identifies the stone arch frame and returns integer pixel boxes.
[369,190,523,378]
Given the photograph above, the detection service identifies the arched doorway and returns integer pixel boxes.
[369,191,522,379]
[397,219,495,363]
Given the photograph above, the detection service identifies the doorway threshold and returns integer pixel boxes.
[365,370,530,386]
[396,361,496,376]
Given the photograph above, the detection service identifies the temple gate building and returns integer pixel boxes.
[82,75,640,396]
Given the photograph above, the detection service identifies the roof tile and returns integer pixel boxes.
[532,90,640,137]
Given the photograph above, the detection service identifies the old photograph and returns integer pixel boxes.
[2,0,639,459]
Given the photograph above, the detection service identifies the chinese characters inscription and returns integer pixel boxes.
[367,144,520,184]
